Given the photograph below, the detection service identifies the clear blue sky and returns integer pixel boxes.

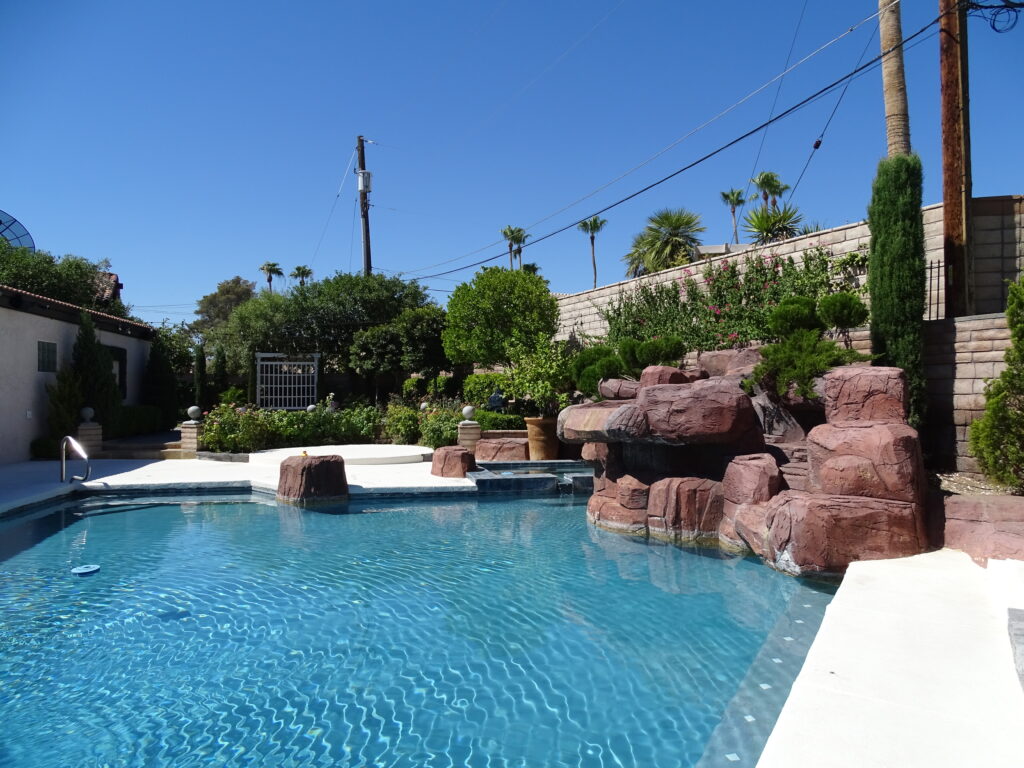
[2,1,1021,325]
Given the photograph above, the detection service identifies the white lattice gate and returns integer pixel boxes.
[255,353,320,409]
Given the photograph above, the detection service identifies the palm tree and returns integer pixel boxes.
[259,261,283,293]
[290,265,313,287]
[743,204,803,245]
[501,225,529,270]
[577,216,607,289]
[719,189,744,245]
[622,208,705,278]
[749,171,788,209]
[879,0,911,156]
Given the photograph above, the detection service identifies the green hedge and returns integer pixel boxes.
[201,403,382,453]
[474,410,525,431]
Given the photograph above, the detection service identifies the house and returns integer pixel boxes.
[0,284,153,463]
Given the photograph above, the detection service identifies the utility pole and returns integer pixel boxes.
[356,135,372,277]
[939,0,973,317]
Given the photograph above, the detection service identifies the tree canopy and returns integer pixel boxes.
[0,240,131,318]
[623,208,705,277]
[443,267,559,367]
[193,276,256,336]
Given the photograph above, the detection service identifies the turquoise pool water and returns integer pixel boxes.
[0,495,832,767]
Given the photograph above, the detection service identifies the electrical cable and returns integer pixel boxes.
[310,150,357,266]
[788,23,879,202]
[412,9,951,281]
[403,2,899,278]
[742,0,810,206]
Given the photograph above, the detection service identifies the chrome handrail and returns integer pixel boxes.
[60,435,91,483]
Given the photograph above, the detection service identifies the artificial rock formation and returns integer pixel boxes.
[474,438,529,461]
[431,445,477,478]
[560,359,928,576]
[277,455,349,506]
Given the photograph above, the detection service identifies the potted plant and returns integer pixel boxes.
[507,335,572,460]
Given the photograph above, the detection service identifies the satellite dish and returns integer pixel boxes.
[0,209,35,251]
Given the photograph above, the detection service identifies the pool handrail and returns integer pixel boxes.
[60,435,91,483]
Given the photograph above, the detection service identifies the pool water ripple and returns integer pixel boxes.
[0,496,832,767]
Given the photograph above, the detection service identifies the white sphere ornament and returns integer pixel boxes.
[80,407,95,423]
[187,406,203,421]
[420,401,429,411]
[462,405,476,420]
[306,404,317,413]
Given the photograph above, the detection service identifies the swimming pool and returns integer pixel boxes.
[0,494,832,767]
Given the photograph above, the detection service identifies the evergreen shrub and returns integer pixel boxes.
[867,154,926,428]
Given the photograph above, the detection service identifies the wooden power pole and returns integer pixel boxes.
[940,0,973,317]
[356,135,372,277]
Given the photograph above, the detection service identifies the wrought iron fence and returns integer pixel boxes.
[255,353,320,410]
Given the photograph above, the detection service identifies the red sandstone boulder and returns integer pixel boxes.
[944,495,1024,562]
[733,503,771,559]
[763,490,925,575]
[698,348,762,377]
[598,378,640,400]
[647,476,723,538]
[474,438,529,461]
[722,453,781,506]
[636,378,764,448]
[277,455,349,505]
[750,391,806,443]
[617,474,651,509]
[588,494,647,534]
[807,421,924,504]
[638,366,703,388]
[431,446,477,478]
[824,365,908,424]
[557,401,649,443]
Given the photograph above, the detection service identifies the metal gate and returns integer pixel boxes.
[255,353,320,410]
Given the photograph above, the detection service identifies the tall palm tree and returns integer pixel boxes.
[622,208,705,278]
[749,171,788,209]
[501,225,529,270]
[577,216,607,289]
[879,0,911,156]
[719,189,744,245]
[290,265,313,287]
[259,261,283,293]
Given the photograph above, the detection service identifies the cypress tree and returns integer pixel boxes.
[72,312,122,428]
[867,154,926,428]
[193,343,209,410]
[142,334,179,429]
[211,344,228,401]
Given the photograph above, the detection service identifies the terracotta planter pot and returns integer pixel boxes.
[524,416,559,460]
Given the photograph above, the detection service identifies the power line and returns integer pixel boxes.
[743,0,810,205]
[788,22,879,201]
[414,9,950,281]
[404,3,898,278]
[310,149,357,266]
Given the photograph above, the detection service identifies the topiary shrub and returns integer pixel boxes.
[969,275,1024,490]
[746,329,871,399]
[45,366,83,442]
[383,404,421,445]
[193,344,209,410]
[818,291,869,349]
[73,313,122,428]
[571,336,685,397]
[430,374,459,398]
[867,153,926,428]
[402,376,427,400]
[767,296,823,339]
[142,333,180,430]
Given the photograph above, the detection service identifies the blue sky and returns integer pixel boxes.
[2,1,1022,325]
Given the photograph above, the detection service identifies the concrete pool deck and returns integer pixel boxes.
[1,455,1023,766]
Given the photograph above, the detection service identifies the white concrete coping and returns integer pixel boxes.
[757,549,1024,767]
[247,444,433,466]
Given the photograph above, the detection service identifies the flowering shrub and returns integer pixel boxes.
[602,247,837,351]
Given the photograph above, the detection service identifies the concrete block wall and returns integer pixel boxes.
[923,313,1011,472]
[556,196,1023,340]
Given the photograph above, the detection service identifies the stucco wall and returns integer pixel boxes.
[0,307,151,463]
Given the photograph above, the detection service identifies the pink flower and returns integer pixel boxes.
[728,332,739,339]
